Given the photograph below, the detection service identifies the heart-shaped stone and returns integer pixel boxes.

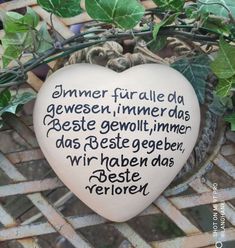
[34,64,200,222]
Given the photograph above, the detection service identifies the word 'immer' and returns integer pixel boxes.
[52,85,108,99]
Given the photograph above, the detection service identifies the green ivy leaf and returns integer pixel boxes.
[85,0,145,29]
[1,32,26,49]
[185,4,200,19]
[216,77,235,97]
[2,31,37,52]
[172,55,212,104]
[0,92,36,116]
[153,13,179,40]
[198,0,235,19]
[4,7,39,33]
[153,0,184,12]
[0,89,11,108]
[211,39,235,79]
[209,94,231,116]
[147,36,167,52]
[24,31,39,53]
[4,12,26,32]
[2,32,34,66]
[2,46,22,67]
[1,32,26,67]
[37,0,83,18]
[24,7,40,28]
[153,24,162,41]
[1,22,53,65]
[202,16,231,36]
[224,113,235,130]
[36,22,53,53]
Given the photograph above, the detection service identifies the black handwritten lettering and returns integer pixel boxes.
[45,117,96,137]
[66,154,98,166]
[43,85,194,197]
[52,84,108,99]
[84,133,130,152]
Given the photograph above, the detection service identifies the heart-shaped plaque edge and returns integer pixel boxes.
[33,63,200,222]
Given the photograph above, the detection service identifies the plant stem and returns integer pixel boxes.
[0,25,230,87]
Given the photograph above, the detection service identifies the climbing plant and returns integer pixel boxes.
[0,0,235,129]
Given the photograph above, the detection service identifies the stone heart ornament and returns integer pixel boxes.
[33,64,200,222]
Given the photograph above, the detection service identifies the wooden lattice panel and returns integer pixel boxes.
[0,114,235,247]
[0,1,235,248]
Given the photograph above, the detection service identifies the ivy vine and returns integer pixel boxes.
[0,0,235,130]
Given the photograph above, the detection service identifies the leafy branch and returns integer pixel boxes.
[0,25,226,87]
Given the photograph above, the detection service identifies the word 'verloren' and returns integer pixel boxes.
[85,169,149,196]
